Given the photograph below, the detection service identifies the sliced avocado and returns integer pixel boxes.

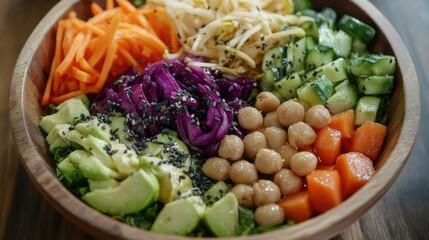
[57,157,85,187]
[69,150,120,180]
[82,169,159,215]
[88,178,120,191]
[40,98,90,133]
[46,123,71,145]
[155,133,193,171]
[151,196,205,235]
[110,142,139,177]
[56,95,90,110]
[203,193,239,237]
[110,115,135,146]
[49,138,70,154]
[65,130,115,169]
[140,156,193,203]
[203,181,229,205]
[140,142,163,157]
[75,117,113,142]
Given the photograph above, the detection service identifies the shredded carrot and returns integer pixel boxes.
[42,0,181,105]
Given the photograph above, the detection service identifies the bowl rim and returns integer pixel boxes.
[9,0,421,239]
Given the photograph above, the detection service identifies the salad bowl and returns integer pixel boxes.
[9,0,420,239]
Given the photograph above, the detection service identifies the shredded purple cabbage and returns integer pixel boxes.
[91,56,256,156]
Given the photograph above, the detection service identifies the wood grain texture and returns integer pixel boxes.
[1,0,427,239]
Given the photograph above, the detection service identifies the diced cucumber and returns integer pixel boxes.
[349,52,396,76]
[319,24,352,58]
[297,75,334,105]
[352,39,367,52]
[304,45,335,70]
[305,36,317,51]
[357,75,394,95]
[317,8,337,28]
[312,75,334,103]
[274,72,304,100]
[355,96,381,125]
[286,38,307,73]
[338,15,376,44]
[326,81,359,114]
[262,46,285,71]
[302,21,319,39]
[260,67,284,90]
[302,58,348,83]
[292,0,312,12]
[297,82,323,105]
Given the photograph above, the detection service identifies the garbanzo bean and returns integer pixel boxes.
[230,160,258,184]
[230,184,255,209]
[276,144,298,168]
[264,127,287,150]
[263,111,282,128]
[202,157,231,181]
[304,105,331,129]
[237,107,263,131]
[255,204,285,227]
[295,99,311,112]
[273,168,303,196]
[255,91,281,114]
[243,131,267,160]
[276,100,305,127]
[253,179,281,206]
[218,135,244,161]
[254,148,283,174]
[288,121,316,149]
[289,151,318,176]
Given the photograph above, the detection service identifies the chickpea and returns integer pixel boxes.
[290,151,318,176]
[276,144,298,168]
[254,149,283,174]
[237,107,263,131]
[230,184,255,209]
[255,204,285,227]
[218,135,244,161]
[276,100,305,127]
[255,91,281,114]
[243,131,267,160]
[263,111,282,128]
[304,105,331,129]
[230,160,258,184]
[253,180,281,206]
[273,169,303,196]
[288,121,316,149]
[202,157,231,181]
[264,127,287,150]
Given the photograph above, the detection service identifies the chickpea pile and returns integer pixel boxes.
[202,91,333,227]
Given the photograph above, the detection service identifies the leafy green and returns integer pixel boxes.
[132,0,146,7]
[114,202,164,230]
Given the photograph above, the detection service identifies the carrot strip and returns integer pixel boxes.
[96,41,118,90]
[42,20,65,105]
[106,0,114,10]
[89,14,120,67]
[42,0,180,105]
[91,2,104,15]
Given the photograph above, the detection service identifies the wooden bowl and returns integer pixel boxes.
[9,0,420,239]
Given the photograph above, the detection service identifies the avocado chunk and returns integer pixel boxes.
[57,157,85,187]
[203,181,230,205]
[69,150,120,180]
[110,115,135,146]
[151,196,206,235]
[65,130,115,169]
[46,123,71,145]
[74,117,113,142]
[140,156,193,203]
[40,98,90,133]
[110,142,139,178]
[88,179,120,191]
[203,193,239,237]
[82,169,159,215]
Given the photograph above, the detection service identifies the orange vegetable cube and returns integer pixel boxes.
[350,120,387,160]
[279,191,312,223]
[306,170,342,213]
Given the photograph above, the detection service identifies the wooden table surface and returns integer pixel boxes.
[1,0,427,239]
